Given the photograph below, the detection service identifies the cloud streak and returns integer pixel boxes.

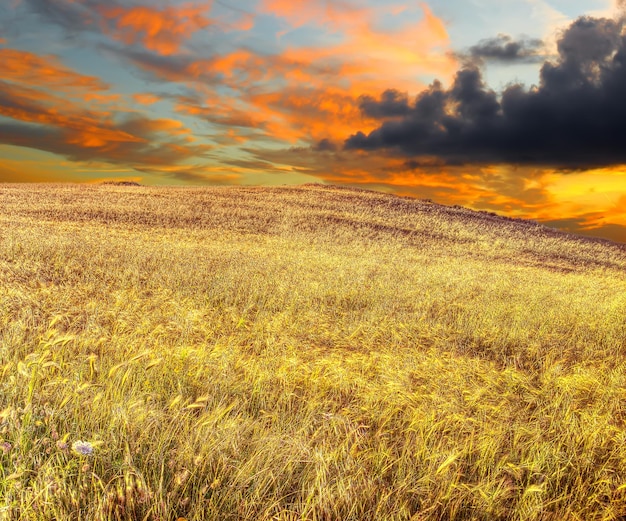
[0,47,210,169]
[20,0,236,55]
[98,3,214,55]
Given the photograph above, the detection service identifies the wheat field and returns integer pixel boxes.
[1,183,626,520]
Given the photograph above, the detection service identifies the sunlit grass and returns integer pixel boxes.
[1,183,625,520]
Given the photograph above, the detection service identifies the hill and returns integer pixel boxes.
[1,183,625,520]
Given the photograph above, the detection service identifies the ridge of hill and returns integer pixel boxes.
[1,183,625,273]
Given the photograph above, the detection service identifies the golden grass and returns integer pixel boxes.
[1,183,625,520]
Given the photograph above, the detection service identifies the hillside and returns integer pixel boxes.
[1,183,625,520]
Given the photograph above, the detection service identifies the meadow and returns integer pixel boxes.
[1,183,625,520]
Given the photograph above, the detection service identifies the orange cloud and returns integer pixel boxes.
[116,1,456,148]
[247,87,366,143]
[261,1,456,93]
[0,48,108,90]
[0,47,210,175]
[267,6,455,136]
[162,2,456,149]
[99,3,213,55]
[261,0,363,29]
[133,93,161,105]
[231,13,255,31]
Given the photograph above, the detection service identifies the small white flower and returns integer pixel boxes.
[71,440,94,456]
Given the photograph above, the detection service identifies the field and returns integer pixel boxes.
[1,183,626,520]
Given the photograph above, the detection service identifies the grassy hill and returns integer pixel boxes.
[1,183,625,520]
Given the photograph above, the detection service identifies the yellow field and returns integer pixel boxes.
[1,183,625,520]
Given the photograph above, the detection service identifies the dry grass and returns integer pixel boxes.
[1,183,625,520]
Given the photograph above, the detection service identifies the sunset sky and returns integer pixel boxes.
[1,0,626,242]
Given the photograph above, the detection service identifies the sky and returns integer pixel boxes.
[1,0,626,243]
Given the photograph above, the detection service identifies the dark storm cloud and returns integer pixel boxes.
[359,89,411,119]
[345,15,626,169]
[467,34,544,63]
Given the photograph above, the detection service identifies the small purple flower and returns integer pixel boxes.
[71,440,94,456]
[0,441,11,454]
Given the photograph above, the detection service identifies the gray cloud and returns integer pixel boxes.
[467,34,545,63]
[21,0,114,31]
[345,15,626,169]
[359,89,411,119]
[313,138,338,152]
